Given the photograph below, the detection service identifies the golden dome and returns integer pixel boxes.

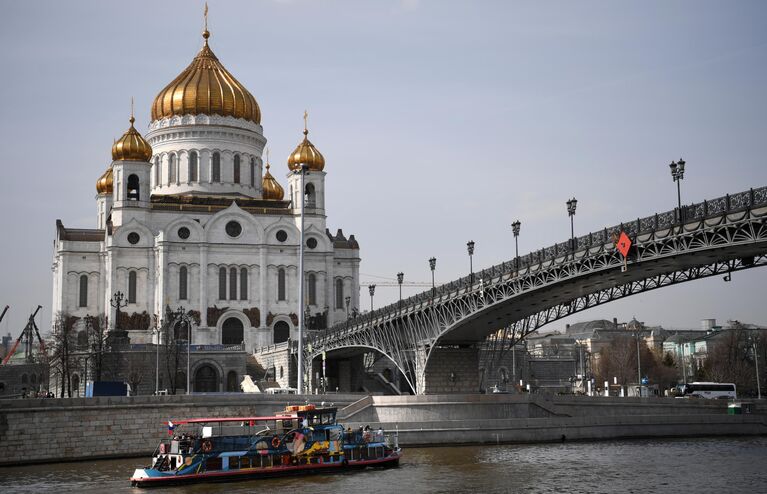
[287,129,325,172]
[151,30,261,124]
[96,166,113,194]
[261,163,284,201]
[112,116,153,161]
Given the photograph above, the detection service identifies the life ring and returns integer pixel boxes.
[272,436,281,448]
[201,439,213,453]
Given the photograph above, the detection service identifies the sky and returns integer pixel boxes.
[1,0,766,338]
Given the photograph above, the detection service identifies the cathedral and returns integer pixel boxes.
[51,24,361,358]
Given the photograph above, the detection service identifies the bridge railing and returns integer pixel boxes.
[317,186,767,341]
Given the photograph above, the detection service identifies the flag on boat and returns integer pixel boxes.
[167,421,175,435]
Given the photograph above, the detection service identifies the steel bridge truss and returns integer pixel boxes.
[306,187,767,394]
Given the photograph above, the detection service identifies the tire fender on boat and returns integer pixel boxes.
[201,439,213,453]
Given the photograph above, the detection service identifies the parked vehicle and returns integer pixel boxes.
[678,382,736,399]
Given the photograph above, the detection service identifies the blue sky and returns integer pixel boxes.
[1,0,766,336]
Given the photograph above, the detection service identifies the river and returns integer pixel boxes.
[1,437,765,493]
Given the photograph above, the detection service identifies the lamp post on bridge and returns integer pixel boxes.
[467,240,475,284]
[566,198,577,259]
[397,272,404,314]
[368,284,375,312]
[428,257,436,297]
[345,296,351,319]
[511,220,521,272]
[669,158,686,224]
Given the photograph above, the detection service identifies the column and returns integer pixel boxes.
[199,245,208,327]
[259,247,267,328]
[157,244,168,324]
[147,247,155,319]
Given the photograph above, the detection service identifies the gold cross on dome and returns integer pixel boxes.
[204,2,208,31]
[303,110,308,132]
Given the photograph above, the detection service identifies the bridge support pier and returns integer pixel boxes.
[416,346,480,394]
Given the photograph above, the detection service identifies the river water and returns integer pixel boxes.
[1,437,765,493]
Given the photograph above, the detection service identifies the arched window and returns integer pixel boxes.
[227,371,239,392]
[212,152,221,182]
[250,157,255,187]
[308,273,316,306]
[128,271,137,303]
[279,366,284,378]
[189,152,198,182]
[335,278,344,309]
[218,267,227,300]
[21,374,28,384]
[222,317,244,345]
[168,154,176,184]
[240,268,248,300]
[273,321,290,344]
[277,268,286,301]
[154,157,160,186]
[305,183,316,208]
[72,374,79,396]
[79,275,88,307]
[233,155,240,184]
[179,266,188,300]
[127,174,140,201]
[229,267,237,300]
[195,364,218,393]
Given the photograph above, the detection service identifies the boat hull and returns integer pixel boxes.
[130,451,401,488]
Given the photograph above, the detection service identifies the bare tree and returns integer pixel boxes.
[702,327,756,393]
[50,312,80,397]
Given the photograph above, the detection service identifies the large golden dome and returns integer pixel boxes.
[96,167,113,194]
[261,163,284,201]
[287,129,325,172]
[112,116,153,161]
[151,30,261,124]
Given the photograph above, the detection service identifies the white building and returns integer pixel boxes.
[51,26,361,352]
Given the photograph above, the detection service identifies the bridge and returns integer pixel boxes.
[305,186,767,394]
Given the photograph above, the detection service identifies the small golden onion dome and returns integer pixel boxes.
[287,129,325,172]
[261,163,284,201]
[96,167,113,194]
[112,116,153,161]
[151,30,261,124]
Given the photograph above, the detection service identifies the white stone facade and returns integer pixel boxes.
[52,110,360,352]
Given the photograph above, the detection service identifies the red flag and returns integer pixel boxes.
[616,231,632,258]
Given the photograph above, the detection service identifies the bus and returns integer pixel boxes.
[679,382,736,399]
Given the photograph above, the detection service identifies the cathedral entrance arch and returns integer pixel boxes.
[222,317,244,345]
[194,365,218,392]
[274,321,290,344]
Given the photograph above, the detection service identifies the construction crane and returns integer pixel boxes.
[1,305,46,365]
[0,305,8,325]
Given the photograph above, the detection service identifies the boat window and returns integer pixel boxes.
[230,457,240,470]
[206,457,222,471]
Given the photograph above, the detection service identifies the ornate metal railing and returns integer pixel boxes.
[317,186,767,340]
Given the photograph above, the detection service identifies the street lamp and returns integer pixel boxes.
[397,272,404,313]
[511,220,521,271]
[751,336,762,400]
[294,161,310,394]
[566,198,577,258]
[669,158,686,223]
[345,296,351,319]
[173,306,191,395]
[635,332,642,396]
[110,291,128,336]
[467,241,475,284]
[368,284,375,312]
[428,257,436,297]
[152,322,161,395]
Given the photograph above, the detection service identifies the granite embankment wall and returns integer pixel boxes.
[0,394,357,466]
[1,394,766,466]
[341,394,767,446]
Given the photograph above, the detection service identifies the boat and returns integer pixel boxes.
[130,404,401,487]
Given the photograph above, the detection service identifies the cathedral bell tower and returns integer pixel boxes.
[109,111,153,226]
[287,112,326,216]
